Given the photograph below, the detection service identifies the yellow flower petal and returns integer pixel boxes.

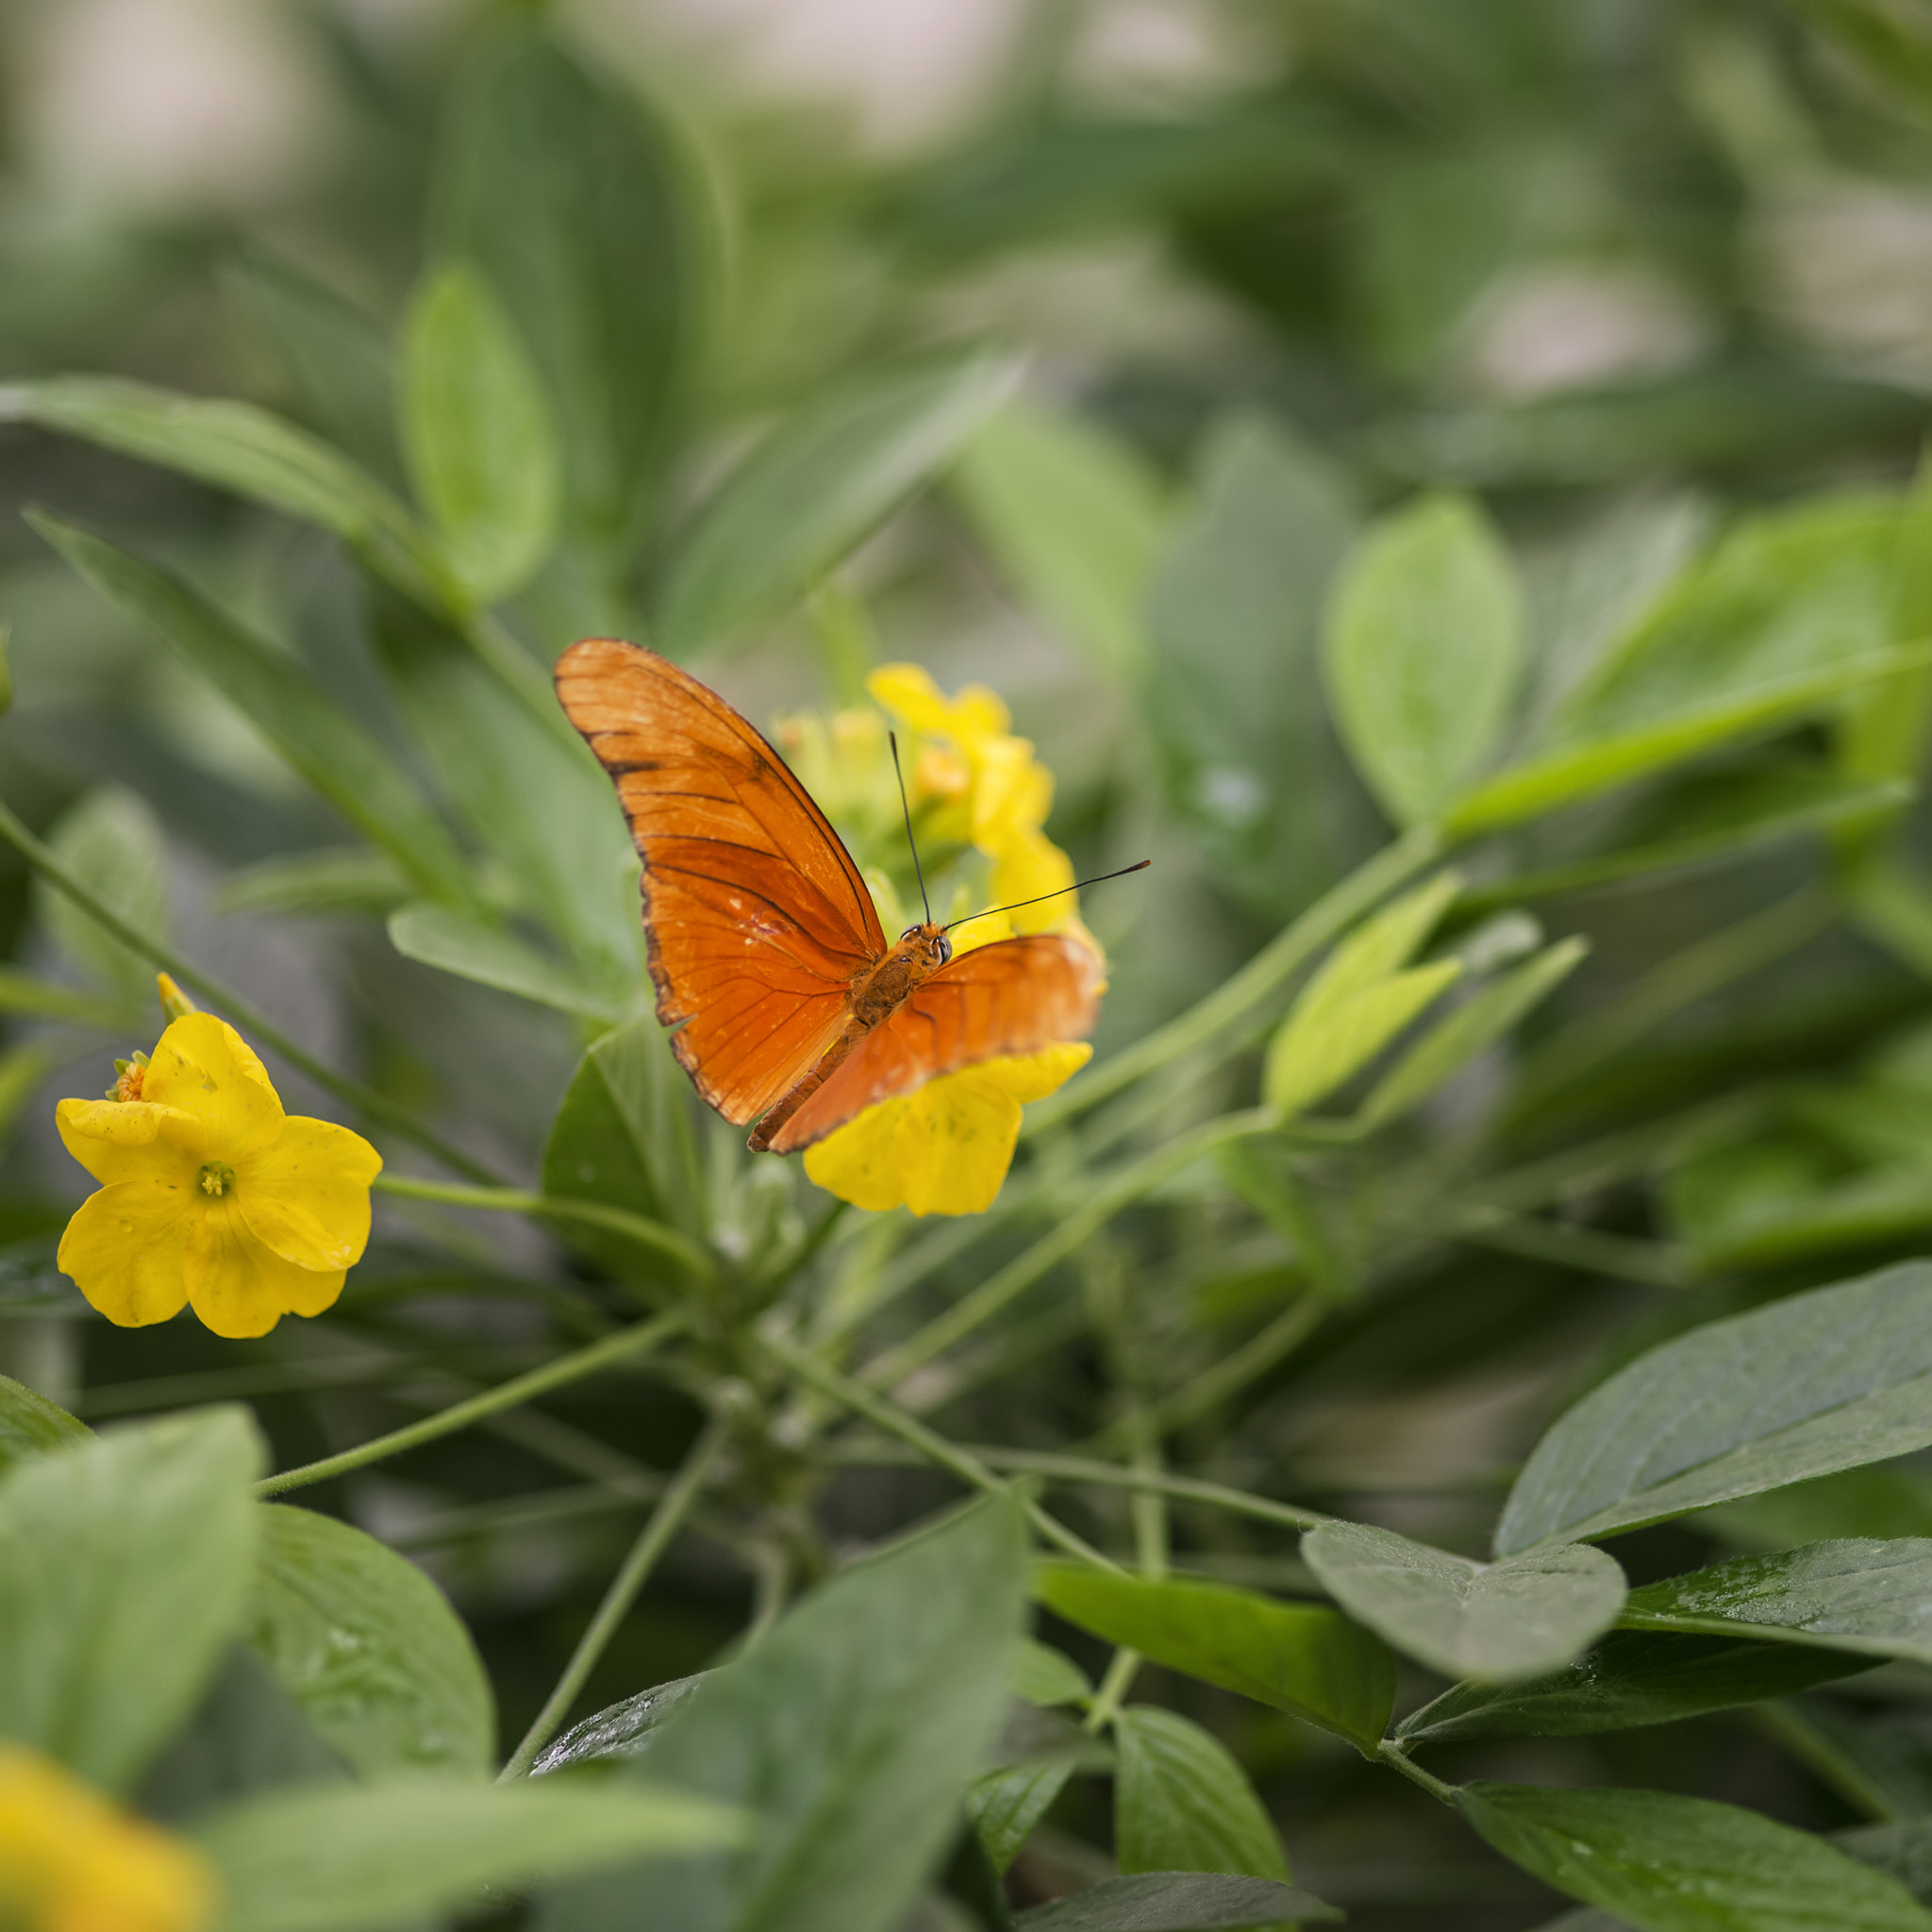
[991,829,1076,935]
[184,1201,343,1339]
[236,1117,382,1273]
[868,664,1011,746]
[55,1099,206,1186]
[984,1041,1092,1105]
[56,1182,195,1327]
[802,1093,917,1211]
[142,1014,284,1163]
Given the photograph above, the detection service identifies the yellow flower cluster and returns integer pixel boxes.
[56,992,382,1339]
[782,664,1098,1218]
[0,1745,213,1932]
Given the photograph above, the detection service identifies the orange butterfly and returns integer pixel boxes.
[556,640,1141,1155]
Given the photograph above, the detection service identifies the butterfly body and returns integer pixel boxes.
[556,639,1103,1156]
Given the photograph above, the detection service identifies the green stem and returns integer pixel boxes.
[0,795,502,1185]
[1024,825,1441,1134]
[1083,1646,1141,1736]
[499,1413,734,1780]
[1376,1739,1458,1803]
[757,1330,1124,1572]
[1125,1293,1328,1441]
[254,1312,686,1496]
[862,1109,1277,1392]
[372,1175,717,1285]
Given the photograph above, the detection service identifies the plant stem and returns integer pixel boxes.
[757,1330,1124,1572]
[372,1174,717,1285]
[1024,824,1442,1134]
[1376,1740,1458,1803]
[862,1109,1278,1392]
[1126,1294,1328,1441]
[0,794,503,1185]
[254,1312,686,1496]
[499,1413,734,1780]
[1083,1646,1141,1735]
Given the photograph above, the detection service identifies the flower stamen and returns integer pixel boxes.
[196,1162,235,1198]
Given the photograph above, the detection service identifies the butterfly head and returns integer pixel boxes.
[900,924,953,969]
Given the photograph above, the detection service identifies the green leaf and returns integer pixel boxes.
[1263,958,1461,1116]
[1013,1874,1341,1930]
[1494,1260,1932,1556]
[0,1407,263,1790]
[1033,1567,1396,1753]
[1112,1706,1287,1882]
[0,1374,87,1474]
[1621,1540,1932,1665]
[1457,1782,1932,1932]
[1357,938,1588,1127]
[1323,491,1524,826]
[552,1497,1030,1932]
[1009,1639,1093,1707]
[388,904,632,1022]
[969,1755,1079,1874]
[217,848,412,919]
[1294,872,1463,1019]
[194,1775,746,1932]
[655,349,1019,657]
[249,1504,494,1780]
[1145,411,1371,918]
[435,21,708,569]
[529,1674,710,1776]
[1397,1631,1874,1745]
[400,261,560,606]
[0,377,448,608]
[1301,1521,1624,1681]
[30,511,472,901]
[949,399,1169,681]
[1702,1465,1932,1551]
[37,784,168,1011]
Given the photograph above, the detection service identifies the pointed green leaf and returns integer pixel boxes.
[388,904,632,1021]
[1264,958,1461,1116]
[37,785,168,1011]
[1113,1706,1287,1882]
[0,1374,87,1475]
[1009,1639,1092,1707]
[970,1755,1079,1874]
[1014,1874,1341,1930]
[530,1674,710,1777]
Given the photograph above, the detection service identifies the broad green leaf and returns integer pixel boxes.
[1009,1639,1092,1707]
[1033,1567,1395,1753]
[655,349,1019,657]
[1112,1706,1287,1882]
[1145,411,1372,919]
[1702,1465,1932,1551]
[1397,1631,1874,1745]
[1358,938,1587,1127]
[1323,491,1524,825]
[1013,1874,1341,1930]
[1621,1540,1932,1665]
[1495,1260,1932,1556]
[1292,872,1462,1024]
[0,376,448,608]
[400,261,560,606]
[436,22,708,568]
[530,1674,710,1776]
[551,1497,1029,1932]
[1842,1819,1932,1907]
[1457,1782,1932,1932]
[0,1407,263,1790]
[1301,1521,1624,1680]
[250,1505,494,1780]
[1263,958,1461,1116]
[1445,644,1932,836]
[950,399,1169,681]
[217,848,412,919]
[0,1374,87,1474]
[388,904,632,1022]
[31,512,472,900]
[969,1755,1080,1874]
[194,1775,746,1932]
[37,784,167,1012]
[0,965,114,1023]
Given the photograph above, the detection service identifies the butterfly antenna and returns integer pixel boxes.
[888,731,933,925]
[944,859,1151,933]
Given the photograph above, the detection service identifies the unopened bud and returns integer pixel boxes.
[157,974,197,1023]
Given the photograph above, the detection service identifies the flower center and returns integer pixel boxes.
[196,1162,235,1198]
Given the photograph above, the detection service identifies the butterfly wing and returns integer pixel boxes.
[557,638,886,1125]
[761,933,1105,1153]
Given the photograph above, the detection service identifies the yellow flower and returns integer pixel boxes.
[56,1007,382,1340]
[0,1744,215,1932]
[804,1043,1092,1217]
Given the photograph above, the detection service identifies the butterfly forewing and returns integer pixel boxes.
[556,639,886,1124]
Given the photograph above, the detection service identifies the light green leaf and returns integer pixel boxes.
[969,1755,1079,1874]
[1357,938,1587,1127]
[1013,1874,1341,1930]
[388,904,633,1022]
[1112,1706,1287,1882]
[1009,1639,1093,1707]
[1457,1782,1932,1932]
[655,349,1019,657]
[950,399,1169,681]
[1323,491,1524,825]
[38,785,168,1011]
[400,261,560,605]
[0,1374,87,1475]
[1033,1567,1395,1753]
[552,1497,1030,1932]
[1397,1631,1872,1746]
[195,1775,746,1932]
[1302,1521,1624,1681]
[0,1407,263,1790]
[30,511,472,900]
[250,1505,494,1780]
[530,1674,710,1776]
[1293,872,1462,1024]
[217,848,412,919]
[1495,1261,1932,1556]
[1621,1540,1932,1665]
[1264,958,1461,1116]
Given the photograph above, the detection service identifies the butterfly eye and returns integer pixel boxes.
[900,925,921,943]
[934,936,953,965]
